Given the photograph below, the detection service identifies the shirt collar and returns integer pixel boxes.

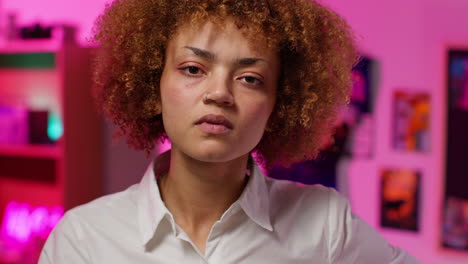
[136,151,273,246]
[136,151,172,245]
[236,161,273,232]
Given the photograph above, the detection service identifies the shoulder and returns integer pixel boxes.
[265,176,348,215]
[264,176,351,240]
[75,184,138,218]
[55,184,140,239]
[39,185,141,263]
[263,178,352,259]
[262,177,421,263]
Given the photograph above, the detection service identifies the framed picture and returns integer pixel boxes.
[392,91,430,152]
[448,50,468,111]
[346,56,376,158]
[442,196,468,250]
[443,49,468,252]
[380,168,420,231]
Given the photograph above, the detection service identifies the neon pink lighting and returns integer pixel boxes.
[1,201,63,243]
[157,139,172,155]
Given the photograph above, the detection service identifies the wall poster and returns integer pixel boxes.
[380,168,420,232]
[392,91,430,152]
[442,49,468,251]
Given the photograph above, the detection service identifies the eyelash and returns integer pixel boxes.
[178,65,264,86]
[238,75,264,86]
[178,65,204,76]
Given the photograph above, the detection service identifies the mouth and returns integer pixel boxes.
[195,114,234,134]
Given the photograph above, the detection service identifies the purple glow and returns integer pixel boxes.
[1,201,64,244]
[29,207,49,238]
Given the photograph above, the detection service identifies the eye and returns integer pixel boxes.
[186,66,201,75]
[178,65,204,76]
[240,75,264,85]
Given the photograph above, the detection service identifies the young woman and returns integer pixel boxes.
[40,0,420,263]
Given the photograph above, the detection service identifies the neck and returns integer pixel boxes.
[158,148,249,231]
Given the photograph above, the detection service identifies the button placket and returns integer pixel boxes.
[205,205,242,259]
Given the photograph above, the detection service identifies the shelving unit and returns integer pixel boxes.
[0,144,61,159]
[0,27,103,221]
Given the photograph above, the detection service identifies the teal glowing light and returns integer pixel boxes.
[47,112,63,141]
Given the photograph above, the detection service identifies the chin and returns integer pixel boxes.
[186,142,249,164]
[191,148,239,163]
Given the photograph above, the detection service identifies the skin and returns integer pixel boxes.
[158,19,280,254]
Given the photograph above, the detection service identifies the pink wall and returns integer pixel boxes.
[2,0,467,263]
[325,0,468,263]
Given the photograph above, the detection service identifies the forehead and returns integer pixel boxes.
[168,17,275,56]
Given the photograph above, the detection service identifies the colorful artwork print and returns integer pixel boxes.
[449,51,468,111]
[393,91,430,152]
[380,168,420,231]
[442,197,468,250]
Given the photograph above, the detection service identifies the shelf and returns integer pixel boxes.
[0,177,61,206]
[0,40,103,212]
[0,26,68,53]
[0,144,61,159]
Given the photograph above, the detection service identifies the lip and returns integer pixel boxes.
[195,114,234,134]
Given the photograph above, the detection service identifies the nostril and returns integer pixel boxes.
[203,91,234,106]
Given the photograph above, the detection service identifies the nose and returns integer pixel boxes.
[203,74,234,107]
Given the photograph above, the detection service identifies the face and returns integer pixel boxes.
[160,19,280,163]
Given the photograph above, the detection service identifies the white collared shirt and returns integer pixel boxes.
[39,152,420,263]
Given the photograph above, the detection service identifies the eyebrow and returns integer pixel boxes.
[183,46,265,66]
[184,46,216,61]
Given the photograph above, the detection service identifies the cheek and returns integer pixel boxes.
[161,82,180,106]
[243,98,275,132]
[160,76,187,132]
[160,76,192,114]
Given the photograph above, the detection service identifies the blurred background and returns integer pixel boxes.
[0,0,467,263]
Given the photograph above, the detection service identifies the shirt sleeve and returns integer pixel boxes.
[327,188,421,264]
[38,211,90,264]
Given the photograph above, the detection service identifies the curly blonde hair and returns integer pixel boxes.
[92,0,358,168]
